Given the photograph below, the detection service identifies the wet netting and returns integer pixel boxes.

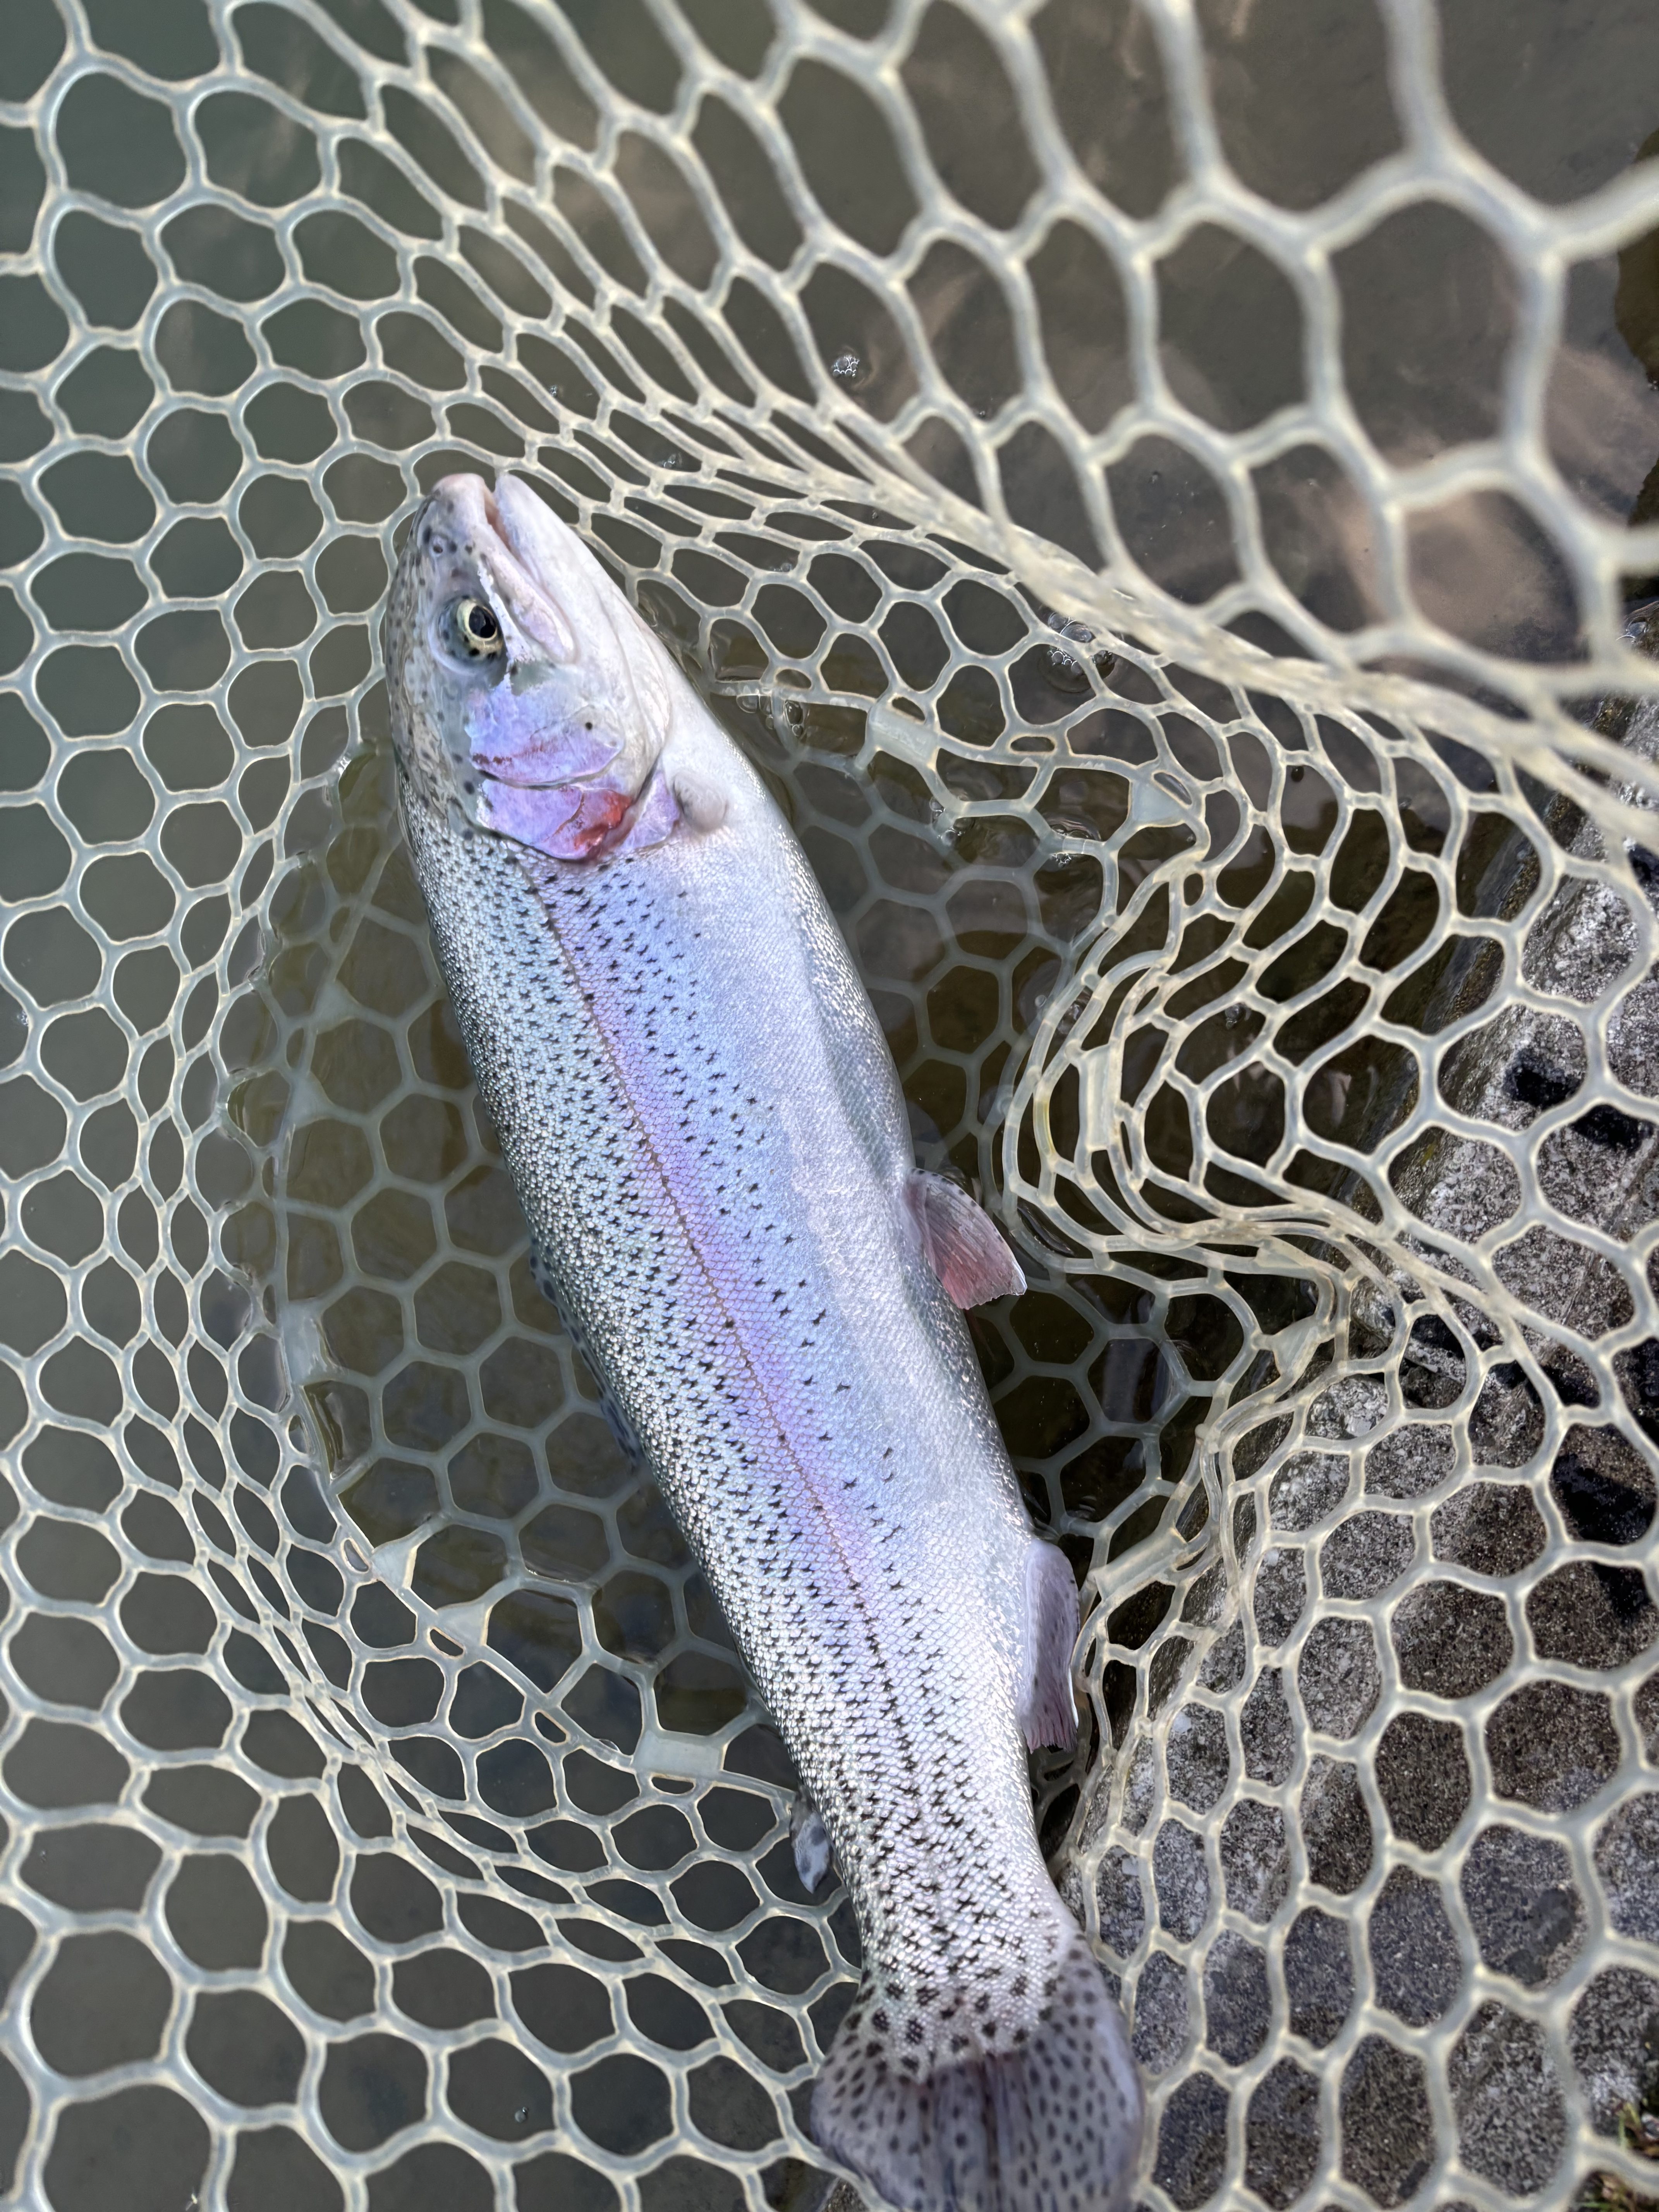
[3,1,1659,2208]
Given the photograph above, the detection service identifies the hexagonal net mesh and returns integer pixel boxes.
[3,2,1659,2209]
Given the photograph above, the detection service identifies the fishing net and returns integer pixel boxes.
[3,1,1659,2208]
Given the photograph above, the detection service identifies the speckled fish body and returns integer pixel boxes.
[383,476,1142,2212]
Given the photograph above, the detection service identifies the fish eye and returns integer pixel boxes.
[444,596,503,661]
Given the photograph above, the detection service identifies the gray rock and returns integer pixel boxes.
[1219,1799,1290,1925]
[1310,1376,1389,1441]
[1268,1450,1350,1530]
[1202,1930,1272,2064]
[1393,1126,1522,1242]
[1535,1110,1659,1233]
[1240,1668,1294,1786]
[1637,1666,1659,1761]
[1484,1678,1620,1812]
[1152,2071,1229,2210]
[1609,966,1659,1095]
[1448,2002,1566,2195]
[1467,1361,1546,1467]
[1364,1421,1455,1499]
[1094,1845,1146,1960]
[1348,1276,1400,1358]
[1483,1013,1589,1132]
[1253,1547,1306,1646]
[1153,1819,1210,1942]
[1527,1329,1602,1413]
[1132,1949,1190,2076]
[1367,1867,1462,2026]
[1527,1560,1659,1670]
[1492,1222,1635,1336]
[1429,1480,1546,1576]
[1298,1617,1381,1737]
[1198,1619,1245,1694]
[1569,1965,1659,2133]
[1244,2058,1321,2212]
[1339,2035,1436,2209]
[1400,1315,1468,1408]
[1165,1703,1230,1814]
[1374,1712,1470,1848]
[1319,1509,1413,1598]
[1595,1790,1659,1943]
[1522,872,1638,1003]
[1391,1581,1512,1698]
[1301,1757,1373,1896]
[1120,1737,1158,1835]
[1285,1907,1353,2048]
[1549,1421,1657,1546]
[1462,1824,1586,1987]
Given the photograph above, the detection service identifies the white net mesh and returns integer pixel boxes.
[3,2,1659,2209]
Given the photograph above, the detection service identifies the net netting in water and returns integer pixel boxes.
[3,1,1659,2207]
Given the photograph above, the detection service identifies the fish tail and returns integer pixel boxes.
[811,1928,1142,2212]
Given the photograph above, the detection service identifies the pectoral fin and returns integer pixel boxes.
[1018,1538,1079,1752]
[610,766,682,855]
[906,1171,1027,1308]
[791,1792,833,1894]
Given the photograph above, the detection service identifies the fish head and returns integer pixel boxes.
[383,472,672,858]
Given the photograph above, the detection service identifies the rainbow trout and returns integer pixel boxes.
[382,474,1142,2212]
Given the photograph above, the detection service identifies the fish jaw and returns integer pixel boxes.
[383,472,673,860]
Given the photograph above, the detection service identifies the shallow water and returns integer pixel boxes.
[3,3,1659,2209]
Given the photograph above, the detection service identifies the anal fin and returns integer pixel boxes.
[906,1171,1026,1308]
[791,1791,833,1894]
[1018,1538,1080,1751]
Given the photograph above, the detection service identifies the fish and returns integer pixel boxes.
[381,472,1144,2212]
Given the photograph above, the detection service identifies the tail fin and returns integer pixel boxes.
[811,1931,1142,2212]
